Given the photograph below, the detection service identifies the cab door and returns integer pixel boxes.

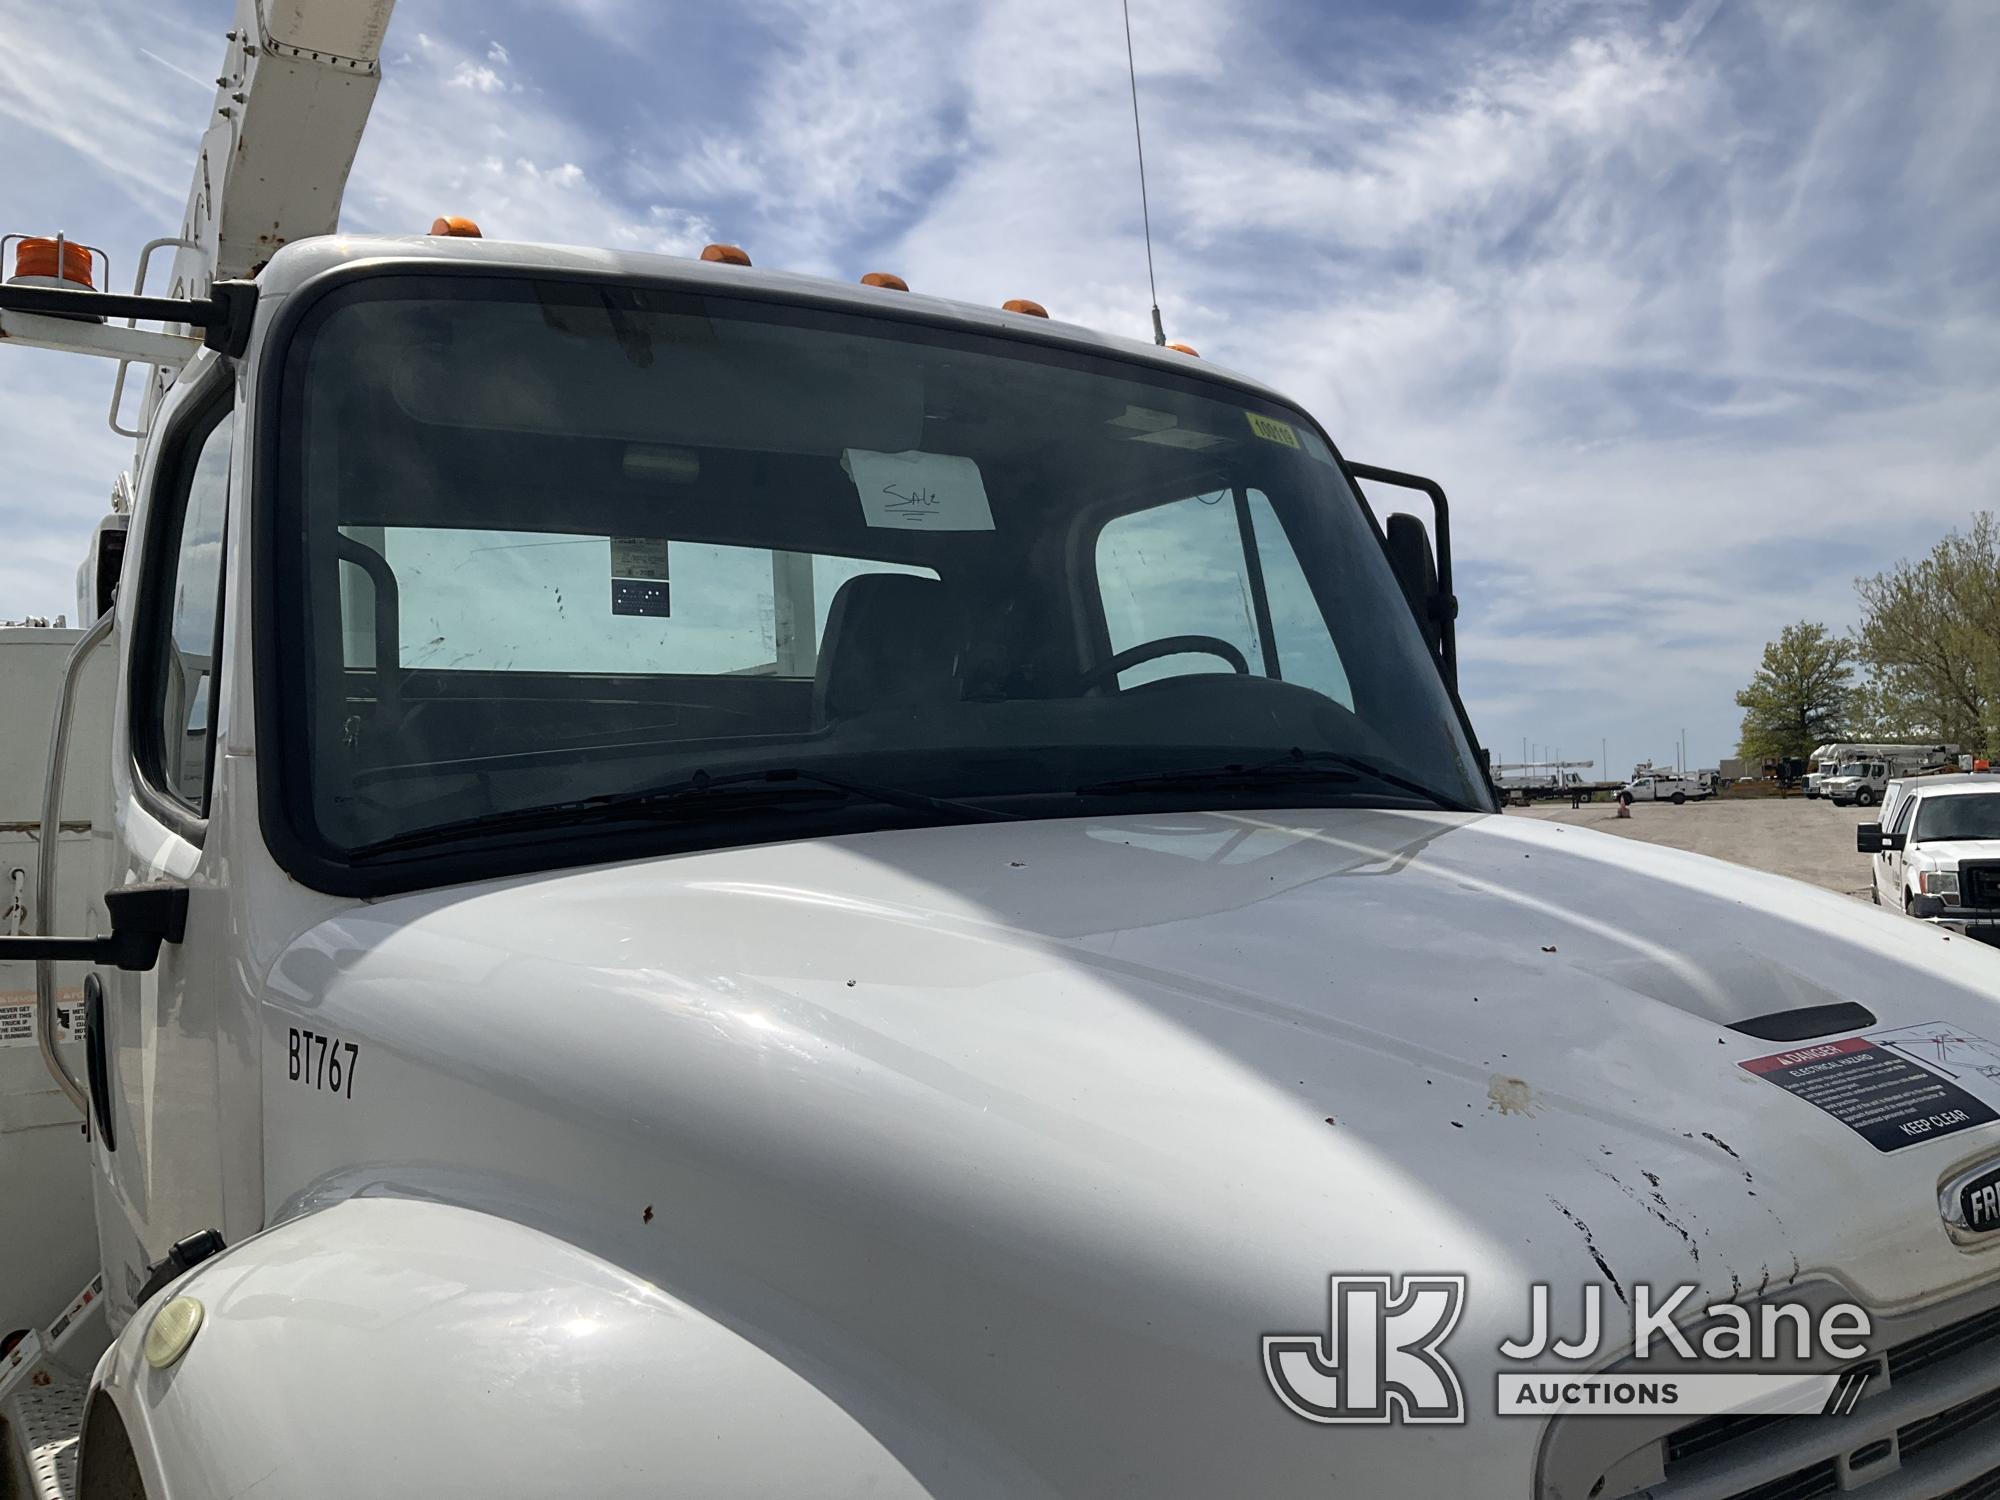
[1880,794,1918,906]
[90,367,239,1323]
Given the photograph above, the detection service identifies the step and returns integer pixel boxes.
[0,1274,106,1500]
[2,1345,84,1500]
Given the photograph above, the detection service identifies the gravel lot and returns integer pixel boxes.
[1509,795,1876,899]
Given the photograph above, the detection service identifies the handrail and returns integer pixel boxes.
[336,534,403,719]
[37,611,113,1115]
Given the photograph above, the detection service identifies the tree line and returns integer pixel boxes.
[1736,513,1999,762]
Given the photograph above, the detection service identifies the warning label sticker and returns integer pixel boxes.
[1742,1034,1999,1153]
[0,991,86,1048]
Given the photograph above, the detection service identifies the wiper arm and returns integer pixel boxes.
[1077,747,1476,813]
[1301,749,1481,813]
[348,766,1014,860]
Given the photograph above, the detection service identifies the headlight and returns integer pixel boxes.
[1919,870,1960,899]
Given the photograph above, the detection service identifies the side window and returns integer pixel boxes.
[1891,796,1918,836]
[140,405,234,815]
[1094,490,1352,705]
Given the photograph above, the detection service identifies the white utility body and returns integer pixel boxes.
[6,4,2000,1499]
[1827,748,1964,808]
[1619,770,1709,804]
[1806,742,1959,800]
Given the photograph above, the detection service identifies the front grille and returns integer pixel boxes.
[1604,1300,2000,1500]
[1891,1305,2000,1382]
[1963,863,2000,911]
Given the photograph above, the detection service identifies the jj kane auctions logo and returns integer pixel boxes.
[1265,1276,1874,1423]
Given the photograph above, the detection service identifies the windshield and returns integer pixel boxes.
[1837,762,1866,777]
[1915,794,2000,843]
[268,273,1485,881]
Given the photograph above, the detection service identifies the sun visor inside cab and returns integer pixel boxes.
[333,292,927,457]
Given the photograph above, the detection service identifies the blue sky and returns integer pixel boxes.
[1,0,1995,774]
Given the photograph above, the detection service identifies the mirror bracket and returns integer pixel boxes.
[1347,462,1457,684]
[0,883,188,973]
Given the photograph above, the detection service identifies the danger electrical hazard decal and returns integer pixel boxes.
[1742,1025,2000,1152]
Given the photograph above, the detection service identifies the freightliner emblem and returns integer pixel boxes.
[1941,1160,2000,1243]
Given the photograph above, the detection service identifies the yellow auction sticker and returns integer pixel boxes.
[1245,412,1302,448]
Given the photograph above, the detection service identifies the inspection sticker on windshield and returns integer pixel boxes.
[1740,1028,2000,1152]
[610,536,671,617]
[845,449,994,531]
[1245,412,1301,449]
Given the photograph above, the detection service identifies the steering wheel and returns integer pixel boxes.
[1076,635,1251,695]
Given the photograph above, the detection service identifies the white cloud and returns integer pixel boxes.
[0,0,1994,772]
[346,28,712,256]
[448,61,505,94]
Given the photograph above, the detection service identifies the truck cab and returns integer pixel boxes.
[1861,777,2000,939]
[10,10,2000,1491]
[1826,760,1890,807]
[6,231,2000,1499]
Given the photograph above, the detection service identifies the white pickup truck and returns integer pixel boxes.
[7,4,2000,1498]
[1619,771,1709,804]
[1861,776,2000,940]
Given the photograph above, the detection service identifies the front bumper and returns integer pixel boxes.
[1919,908,2000,946]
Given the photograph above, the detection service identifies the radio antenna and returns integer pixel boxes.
[1120,0,1166,345]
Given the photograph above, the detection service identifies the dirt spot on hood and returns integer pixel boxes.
[1488,1074,1541,1117]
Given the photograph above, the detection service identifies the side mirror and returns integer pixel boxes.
[1384,512,1443,656]
[0,882,188,972]
[1857,824,1883,854]
[1351,464,1458,688]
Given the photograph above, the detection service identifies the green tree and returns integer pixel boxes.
[1853,513,2000,748]
[1735,622,1856,761]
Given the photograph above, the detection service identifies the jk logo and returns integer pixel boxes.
[1263,1274,1467,1424]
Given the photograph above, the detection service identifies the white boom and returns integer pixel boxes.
[169,0,397,297]
[124,0,397,436]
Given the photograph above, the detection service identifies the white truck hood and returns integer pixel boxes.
[1913,838,2000,866]
[261,808,2000,1495]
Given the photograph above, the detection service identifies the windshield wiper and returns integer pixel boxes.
[1076,747,1477,813]
[348,766,1016,860]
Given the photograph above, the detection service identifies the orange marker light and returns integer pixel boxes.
[1002,298,1048,317]
[13,238,95,288]
[701,243,752,266]
[1166,341,1199,357]
[428,216,483,238]
[860,272,908,290]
